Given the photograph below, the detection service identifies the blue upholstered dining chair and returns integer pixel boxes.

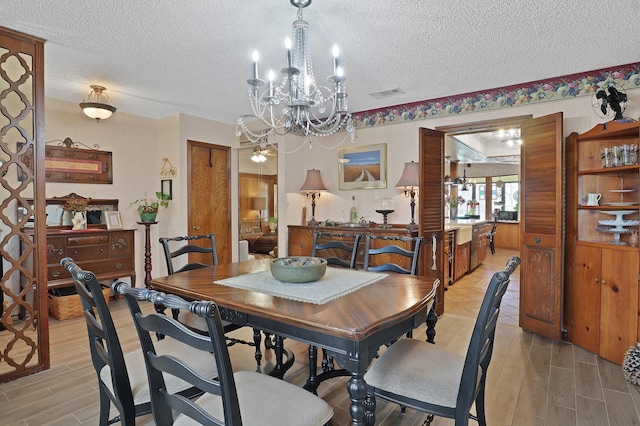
[117,283,334,426]
[363,256,521,426]
[60,257,215,426]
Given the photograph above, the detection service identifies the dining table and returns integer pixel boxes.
[149,258,438,426]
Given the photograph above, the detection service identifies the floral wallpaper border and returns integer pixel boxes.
[351,62,640,128]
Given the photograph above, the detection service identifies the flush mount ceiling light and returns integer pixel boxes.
[495,128,521,150]
[250,148,267,163]
[79,85,117,121]
[236,0,355,151]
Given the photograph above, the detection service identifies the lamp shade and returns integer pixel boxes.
[395,161,420,189]
[252,197,267,210]
[300,169,327,192]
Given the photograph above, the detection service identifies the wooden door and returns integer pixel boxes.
[418,127,445,315]
[188,141,231,264]
[600,248,638,364]
[519,112,564,340]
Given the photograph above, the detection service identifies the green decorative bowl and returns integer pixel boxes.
[270,257,327,283]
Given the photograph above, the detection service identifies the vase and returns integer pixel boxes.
[139,211,158,223]
[72,212,86,230]
[450,205,458,220]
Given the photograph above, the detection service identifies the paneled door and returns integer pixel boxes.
[418,127,445,315]
[188,141,231,265]
[519,112,563,341]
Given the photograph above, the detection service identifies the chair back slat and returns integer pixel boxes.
[363,234,423,275]
[312,231,362,268]
[159,234,218,275]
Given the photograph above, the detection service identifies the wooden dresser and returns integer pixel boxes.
[44,229,136,289]
[23,194,136,290]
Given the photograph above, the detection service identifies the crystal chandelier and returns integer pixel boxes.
[236,0,355,149]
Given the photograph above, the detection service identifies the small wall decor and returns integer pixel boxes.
[105,211,123,230]
[160,157,177,178]
[338,143,387,190]
[160,179,173,200]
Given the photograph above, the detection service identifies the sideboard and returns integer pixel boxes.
[43,228,136,289]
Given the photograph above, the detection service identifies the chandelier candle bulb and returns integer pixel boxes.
[332,44,339,75]
[285,37,292,68]
[252,50,259,80]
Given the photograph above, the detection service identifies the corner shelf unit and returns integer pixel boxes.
[565,120,640,365]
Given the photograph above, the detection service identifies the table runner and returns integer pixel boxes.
[214,268,387,304]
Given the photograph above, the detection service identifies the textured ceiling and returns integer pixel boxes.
[0,0,638,124]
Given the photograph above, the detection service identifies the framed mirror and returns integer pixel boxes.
[238,146,278,253]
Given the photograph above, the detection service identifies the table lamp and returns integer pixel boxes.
[395,161,419,231]
[252,197,267,227]
[300,169,327,225]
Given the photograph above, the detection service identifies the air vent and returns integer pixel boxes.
[369,88,405,99]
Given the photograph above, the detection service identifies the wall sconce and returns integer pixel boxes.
[79,85,117,121]
[300,169,327,225]
[395,160,419,231]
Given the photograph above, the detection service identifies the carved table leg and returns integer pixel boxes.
[253,328,262,365]
[347,372,368,425]
[426,305,438,344]
[364,387,376,426]
[305,345,320,393]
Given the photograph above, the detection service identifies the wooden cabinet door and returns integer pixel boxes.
[564,244,601,354]
[600,248,638,364]
[519,112,564,340]
[454,242,470,281]
[188,141,231,264]
[288,226,314,256]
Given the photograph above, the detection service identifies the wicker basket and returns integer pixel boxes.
[48,286,111,320]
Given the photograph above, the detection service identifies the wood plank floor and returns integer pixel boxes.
[2,249,640,425]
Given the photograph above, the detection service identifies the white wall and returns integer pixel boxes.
[42,89,640,275]
[286,91,640,236]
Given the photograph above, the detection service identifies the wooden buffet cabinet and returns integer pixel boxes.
[25,195,136,290]
[44,229,136,289]
[565,121,639,365]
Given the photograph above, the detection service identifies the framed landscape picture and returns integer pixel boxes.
[338,143,387,190]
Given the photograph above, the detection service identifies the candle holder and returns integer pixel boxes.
[376,198,395,229]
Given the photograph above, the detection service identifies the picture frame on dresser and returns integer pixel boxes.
[105,211,123,230]
[338,143,387,190]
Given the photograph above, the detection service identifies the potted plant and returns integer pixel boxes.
[445,195,465,220]
[267,217,278,234]
[131,192,170,223]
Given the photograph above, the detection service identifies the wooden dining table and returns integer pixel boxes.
[149,258,437,426]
